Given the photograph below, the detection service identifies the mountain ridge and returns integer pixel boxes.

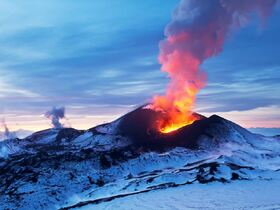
[0,107,280,210]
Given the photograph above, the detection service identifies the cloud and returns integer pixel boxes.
[0,0,279,129]
[201,105,280,128]
[0,77,40,98]
[196,65,280,113]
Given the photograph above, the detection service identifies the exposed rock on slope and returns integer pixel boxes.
[0,107,279,210]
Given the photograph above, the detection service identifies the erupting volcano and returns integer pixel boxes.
[150,0,276,133]
[1,1,279,210]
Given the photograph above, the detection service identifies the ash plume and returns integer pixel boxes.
[1,119,16,139]
[152,0,276,131]
[45,106,66,129]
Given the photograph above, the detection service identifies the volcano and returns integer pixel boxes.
[1,107,280,210]
[116,105,206,149]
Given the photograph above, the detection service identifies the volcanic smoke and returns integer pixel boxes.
[152,0,276,133]
[1,119,16,139]
[45,106,66,129]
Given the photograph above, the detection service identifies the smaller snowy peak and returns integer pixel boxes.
[23,127,84,145]
[24,128,61,144]
[91,119,121,135]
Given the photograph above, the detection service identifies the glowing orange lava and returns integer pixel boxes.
[151,34,205,133]
[160,114,197,133]
[152,82,201,133]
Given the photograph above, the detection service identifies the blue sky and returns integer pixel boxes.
[0,0,279,131]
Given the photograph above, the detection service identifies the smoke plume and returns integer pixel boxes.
[45,106,66,129]
[1,119,16,139]
[152,0,276,133]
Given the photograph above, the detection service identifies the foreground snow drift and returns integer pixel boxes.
[75,172,280,210]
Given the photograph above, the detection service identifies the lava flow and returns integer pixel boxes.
[150,0,276,133]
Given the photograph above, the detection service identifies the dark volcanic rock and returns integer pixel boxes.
[116,106,247,150]
[160,115,228,149]
[117,106,208,149]
[56,128,84,142]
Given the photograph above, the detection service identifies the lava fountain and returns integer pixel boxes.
[150,0,276,133]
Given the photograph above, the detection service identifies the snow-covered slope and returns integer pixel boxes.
[0,108,280,210]
[74,173,280,210]
[0,129,33,141]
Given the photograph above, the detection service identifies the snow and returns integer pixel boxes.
[1,115,280,210]
[76,171,280,210]
[72,131,130,151]
[95,119,120,135]
[58,139,280,209]
[0,129,60,158]
[0,139,22,158]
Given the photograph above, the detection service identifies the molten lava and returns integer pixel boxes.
[160,114,198,134]
[152,77,202,133]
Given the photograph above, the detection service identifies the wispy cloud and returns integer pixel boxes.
[0,77,40,98]
[0,0,279,130]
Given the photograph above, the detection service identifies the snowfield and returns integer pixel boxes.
[76,173,280,210]
[0,112,280,210]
